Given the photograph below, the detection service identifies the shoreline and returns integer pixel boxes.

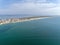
[0,16,51,25]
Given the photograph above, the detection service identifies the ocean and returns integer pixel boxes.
[0,16,60,45]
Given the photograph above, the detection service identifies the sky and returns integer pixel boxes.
[0,0,60,15]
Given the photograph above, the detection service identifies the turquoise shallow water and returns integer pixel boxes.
[0,17,60,45]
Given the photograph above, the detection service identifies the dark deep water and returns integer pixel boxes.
[0,17,60,45]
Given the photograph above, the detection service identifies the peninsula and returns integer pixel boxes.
[0,16,51,25]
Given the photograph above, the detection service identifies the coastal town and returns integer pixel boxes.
[0,16,51,25]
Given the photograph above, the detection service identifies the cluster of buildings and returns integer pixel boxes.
[0,16,50,25]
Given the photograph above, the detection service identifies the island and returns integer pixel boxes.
[0,16,51,25]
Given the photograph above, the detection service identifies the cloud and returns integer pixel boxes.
[23,0,47,2]
[0,0,60,15]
